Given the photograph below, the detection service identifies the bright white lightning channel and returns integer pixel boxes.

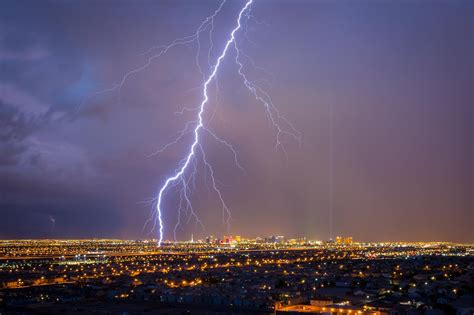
[154,0,254,245]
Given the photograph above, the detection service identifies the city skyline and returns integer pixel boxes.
[1,1,473,313]
[0,0,472,243]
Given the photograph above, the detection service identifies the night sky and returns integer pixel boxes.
[0,0,472,242]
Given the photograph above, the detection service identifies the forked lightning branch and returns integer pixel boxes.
[83,0,300,245]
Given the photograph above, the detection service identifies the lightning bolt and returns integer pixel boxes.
[153,0,255,245]
[79,0,301,245]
